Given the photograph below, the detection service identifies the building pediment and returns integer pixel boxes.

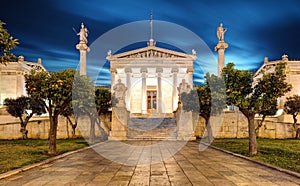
[107,45,196,61]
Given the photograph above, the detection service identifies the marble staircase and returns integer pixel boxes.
[127,118,177,140]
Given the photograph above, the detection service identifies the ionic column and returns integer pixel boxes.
[187,67,194,86]
[141,68,147,114]
[125,68,132,110]
[110,68,117,91]
[172,68,179,111]
[76,23,90,76]
[156,67,163,113]
[215,42,228,76]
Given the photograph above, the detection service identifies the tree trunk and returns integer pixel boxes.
[20,125,28,140]
[89,115,96,144]
[66,118,70,139]
[296,128,300,139]
[293,114,297,130]
[73,114,79,138]
[240,108,257,155]
[66,116,77,138]
[255,115,266,135]
[48,114,58,155]
[247,115,257,155]
[71,124,77,138]
[201,114,213,143]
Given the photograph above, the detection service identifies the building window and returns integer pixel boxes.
[147,90,157,111]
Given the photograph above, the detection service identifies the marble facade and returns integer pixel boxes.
[0,56,46,106]
[254,54,300,109]
[107,39,197,140]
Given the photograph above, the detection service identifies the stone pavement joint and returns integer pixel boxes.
[0,140,300,186]
[206,142,300,180]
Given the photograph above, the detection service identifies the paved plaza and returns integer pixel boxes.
[1,140,300,186]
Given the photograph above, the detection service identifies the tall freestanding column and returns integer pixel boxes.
[76,23,90,76]
[215,23,228,76]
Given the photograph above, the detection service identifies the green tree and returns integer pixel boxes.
[284,95,300,138]
[222,62,291,155]
[4,96,44,139]
[72,75,98,144]
[0,21,19,63]
[255,99,277,134]
[181,73,226,142]
[95,87,112,115]
[95,87,114,134]
[25,69,76,154]
[61,104,78,138]
[73,76,113,144]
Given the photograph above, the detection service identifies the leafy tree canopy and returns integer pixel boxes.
[25,68,76,154]
[4,96,45,139]
[222,62,291,155]
[0,21,19,63]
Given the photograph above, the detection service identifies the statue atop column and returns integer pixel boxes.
[76,22,90,76]
[77,23,89,44]
[217,23,227,42]
[215,23,229,77]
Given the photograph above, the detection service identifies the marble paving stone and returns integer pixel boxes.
[0,141,300,185]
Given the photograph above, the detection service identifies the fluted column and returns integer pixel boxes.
[76,43,90,76]
[141,68,147,114]
[172,68,179,111]
[125,68,132,110]
[156,67,163,113]
[215,41,228,76]
[110,68,117,86]
[187,67,194,86]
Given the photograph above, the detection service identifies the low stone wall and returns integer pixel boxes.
[0,113,111,140]
[194,111,300,139]
[0,111,299,140]
[194,111,249,139]
[256,120,297,139]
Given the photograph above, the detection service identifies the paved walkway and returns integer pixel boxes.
[1,140,300,186]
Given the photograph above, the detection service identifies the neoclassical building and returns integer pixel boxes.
[0,56,46,107]
[254,54,300,109]
[107,39,197,140]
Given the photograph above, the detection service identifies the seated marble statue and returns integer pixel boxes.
[113,79,127,101]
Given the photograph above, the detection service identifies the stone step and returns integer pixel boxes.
[127,136,177,141]
[127,117,177,139]
[128,118,176,131]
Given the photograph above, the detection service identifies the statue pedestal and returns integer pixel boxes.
[109,107,128,140]
[176,103,196,141]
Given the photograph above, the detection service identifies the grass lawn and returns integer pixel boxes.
[0,138,89,174]
[212,138,300,173]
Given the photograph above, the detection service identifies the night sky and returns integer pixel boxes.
[1,0,300,85]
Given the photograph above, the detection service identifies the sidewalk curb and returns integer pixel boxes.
[0,142,103,180]
[202,142,300,179]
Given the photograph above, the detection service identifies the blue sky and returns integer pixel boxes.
[1,0,300,85]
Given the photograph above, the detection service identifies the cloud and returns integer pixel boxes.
[2,0,300,85]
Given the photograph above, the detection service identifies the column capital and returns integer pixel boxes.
[125,67,132,73]
[214,41,228,51]
[171,68,179,73]
[76,43,90,52]
[140,67,148,73]
[186,67,194,73]
[156,67,163,73]
[110,68,117,73]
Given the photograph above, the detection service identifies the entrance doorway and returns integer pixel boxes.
[147,90,157,112]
